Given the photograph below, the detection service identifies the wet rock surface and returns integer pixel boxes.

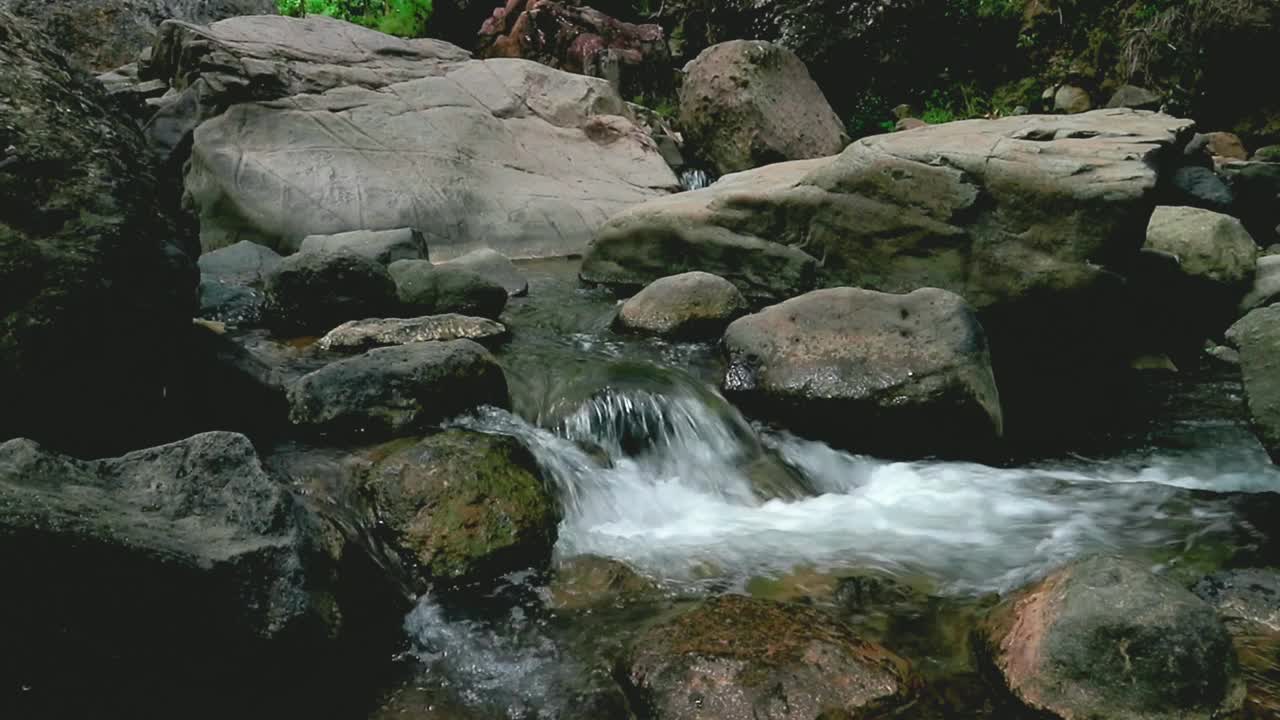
[981,556,1243,720]
[299,228,429,266]
[679,40,848,176]
[722,287,1002,456]
[1195,569,1280,718]
[439,248,530,297]
[616,271,747,339]
[287,340,509,438]
[364,430,558,585]
[264,250,398,335]
[1227,306,1280,461]
[550,555,659,610]
[628,594,913,720]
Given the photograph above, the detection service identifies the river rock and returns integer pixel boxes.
[1241,254,1280,313]
[1220,160,1280,244]
[549,555,658,610]
[678,40,848,176]
[198,239,282,284]
[1254,145,1280,163]
[287,340,508,437]
[1226,306,1280,461]
[616,271,747,338]
[196,240,283,325]
[0,0,276,71]
[1106,84,1162,111]
[439,248,529,296]
[477,0,670,100]
[364,430,557,585]
[0,431,410,717]
[0,10,196,455]
[628,595,913,720]
[264,250,398,335]
[1144,206,1257,288]
[1167,165,1235,213]
[171,16,677,258]
[1053,84,1092,114]
[981,556,1244,720]
[389,261,509,319]
[1194,569,1280,717]
[1204,131,1249,160]
[722,287,1002,456]
[318,315,508,352]
[198,277,265,325]
[298,228,428,266]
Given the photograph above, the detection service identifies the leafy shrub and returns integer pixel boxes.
[276,0,434,37]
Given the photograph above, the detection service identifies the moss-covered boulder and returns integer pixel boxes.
[550,555,659,610]
[365,430,559,585]
[628,595,913,719]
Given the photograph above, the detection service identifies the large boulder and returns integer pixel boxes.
[264,250,398,335]
[363,430,558,585]
[679,40,848,176]
[1226,305,1280,461]
[980,556,1244,720]
[627,595,913,720]
[615,271,747,339]
[168,15,677,258]
[287,340,508,438]
[583,110,1194,443]
[721,287,1001,456]
[389,260,509,319]
[0,0,276,71]
[1143,205,1257,334]
[0,11,195,455]
[0,431,411,717]
[477,0,670,100]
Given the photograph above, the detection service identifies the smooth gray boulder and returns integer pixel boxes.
[583,110,1193,311]
[287,340,508,437]
[298,228,428,266]
[678,40,849,176]
[1226,305,1280,461]
[615,271,747,338]
[264,251,398,335]
[1107,84,1162,110]
[198,239,282,284]
[721,287,1002,456]
[982,556,1244,720]
[317,315,508,352]
[1144,206,1256,288]
[172,16,678,258]
[389,260,508,319]
[1241,254,1280,313]
[440,248,529,297]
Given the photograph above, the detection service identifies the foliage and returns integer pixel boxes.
[275,0,434,37]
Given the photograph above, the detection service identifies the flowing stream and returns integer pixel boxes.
[376,258,1280,719]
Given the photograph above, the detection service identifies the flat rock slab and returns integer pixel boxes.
[318,315,508,351]
[583,109,1194,309]
[180,20,679,258]
[298,228,428,266]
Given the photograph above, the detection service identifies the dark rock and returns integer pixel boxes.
[179,323,294,438]
[287,340,508,438]
[363,430,558,586]
[0,431,411,718]
[198,239,282,284]
[980,556,1244,720]
[0,10,196,455]
[1225,305,1280,461]
[264,250,398,335]
[616,271,747,338]
[1220,160,1280,245]
[722,287,1002,456]
[298,228,429,266]
[1194,569,1280,717]
[96,62,170,123]
[198,275,265,325]
[389,260,509,319]
[1106,84,1162,111]
[317,315,508,352]
[627,595,913,720]
[440,248,529,297]
[679,40,848,175]
[0,0,277,71]
[477,0,670,99]
[1167,165,1236,213]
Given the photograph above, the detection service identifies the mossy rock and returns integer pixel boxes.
[549,555,660,610]
[365,430,559,585]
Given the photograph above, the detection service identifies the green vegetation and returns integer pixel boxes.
[275,0,433,37]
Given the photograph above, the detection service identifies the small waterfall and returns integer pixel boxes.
[678,168,713,191]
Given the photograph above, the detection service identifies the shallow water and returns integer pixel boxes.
[381,258,1280,719]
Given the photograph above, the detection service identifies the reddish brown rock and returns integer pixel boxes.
[1205,132,1249,160]
[477,0,669,97]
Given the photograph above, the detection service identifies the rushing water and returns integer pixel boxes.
[383,258,1280,719]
